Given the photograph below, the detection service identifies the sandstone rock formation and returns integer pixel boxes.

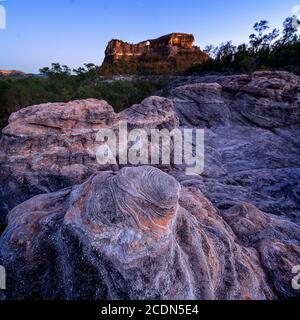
[0,70,26,78]
[100,33,209,75]
[0,71,300,300]
[2,166,299,300]
[1,71,299,222]
[0,96,178,223]
[171,71,300,223]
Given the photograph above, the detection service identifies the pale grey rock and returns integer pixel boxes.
[170,72,300,222]
[171,83,231,127]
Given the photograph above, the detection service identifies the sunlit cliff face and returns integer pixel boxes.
[101,33,208,74]
[0,70,25,77]
[104,33,196,60]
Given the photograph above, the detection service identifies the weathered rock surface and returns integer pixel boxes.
[2,166,299,300]
[121,96,178,130]
[104,33,197,62]
[100,33,209,75]
[171,71,300,222]
[1,71,300,223]
[171,71,300,128]
[0,71,300,300]
[0,97,177,223]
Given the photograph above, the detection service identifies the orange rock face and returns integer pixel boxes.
[0,70,25,78]
[101,33,209,74]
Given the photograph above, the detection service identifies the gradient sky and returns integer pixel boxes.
[0,0,298,73]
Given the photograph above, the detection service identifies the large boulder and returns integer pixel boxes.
[3,166,299,300]
[0,97,178,223]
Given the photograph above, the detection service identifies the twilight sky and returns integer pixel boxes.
[0,0,298,73]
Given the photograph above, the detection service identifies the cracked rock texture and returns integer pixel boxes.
[0,71,300,300]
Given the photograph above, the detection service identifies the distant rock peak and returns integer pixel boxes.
[101,33,208,74]
[0,70,25,77]
[106,33,196,57]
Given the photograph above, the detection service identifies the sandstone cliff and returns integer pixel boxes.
[100,33,209,75]
[0,70,26,78]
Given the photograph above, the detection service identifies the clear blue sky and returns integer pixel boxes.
[0,0,298,73]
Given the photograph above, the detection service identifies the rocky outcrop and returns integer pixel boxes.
[0,97,178,223]
[171,71,300,128]
[104,33,196,62]
[171,71,300,223]
[1,71,300,223]
[100,33,209,75]
[0,71,300,300]
[0,70,26,78]
[121,96,178,129]
[2,166,299,300]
